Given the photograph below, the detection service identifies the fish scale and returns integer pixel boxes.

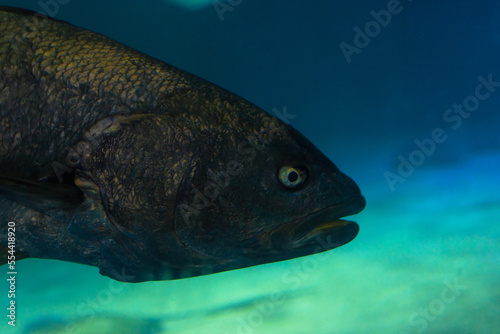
[0,7,364,282]
[1,9,197,176]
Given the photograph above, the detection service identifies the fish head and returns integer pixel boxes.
[72,99,364,281]
[172,103,366,275]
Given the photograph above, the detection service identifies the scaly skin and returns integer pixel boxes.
[0,7,280,270]
[0,7,365,282]
[0,7,271,180]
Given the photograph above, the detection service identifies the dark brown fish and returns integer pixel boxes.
[0,7,365,282]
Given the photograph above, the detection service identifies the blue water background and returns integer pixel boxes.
[0,0,498,333]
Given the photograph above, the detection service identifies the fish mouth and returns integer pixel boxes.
[270,193,365,256]
[292,194,364,247]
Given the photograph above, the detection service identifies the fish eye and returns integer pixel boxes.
[278,165,308,190]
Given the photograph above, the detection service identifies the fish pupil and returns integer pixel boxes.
[288,171,299,183]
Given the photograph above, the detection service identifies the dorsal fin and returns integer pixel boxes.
[0,6,40,16]
[0,6,66,24]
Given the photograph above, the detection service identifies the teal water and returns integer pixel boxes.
[1,1,499,333]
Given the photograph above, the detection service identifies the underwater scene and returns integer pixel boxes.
[0,0,498,333]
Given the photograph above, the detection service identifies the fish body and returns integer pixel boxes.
[0,7,365,282]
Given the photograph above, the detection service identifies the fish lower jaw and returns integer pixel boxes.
[292,219,355,247]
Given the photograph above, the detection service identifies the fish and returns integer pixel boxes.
[0,7,365,282]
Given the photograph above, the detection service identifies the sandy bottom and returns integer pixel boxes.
[1,150,499,334]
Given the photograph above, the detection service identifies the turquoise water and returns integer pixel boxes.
[1,1,499,333]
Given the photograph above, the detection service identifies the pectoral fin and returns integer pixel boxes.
[0,175,112,267]
[0,176,84,214]
[0,176,86,265]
